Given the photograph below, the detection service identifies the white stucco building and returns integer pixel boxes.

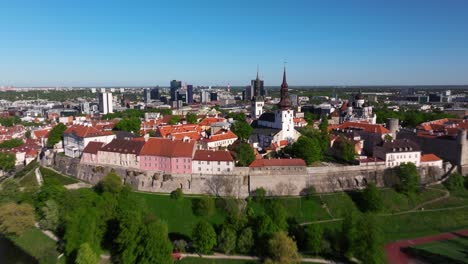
[192,150,234,174]
[373,139,421,168]
[63,125,116,158]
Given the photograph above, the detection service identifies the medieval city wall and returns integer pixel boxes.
[44,153,445,197]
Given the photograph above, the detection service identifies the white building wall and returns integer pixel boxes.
[385,151,421,168]
[192,160,234,174]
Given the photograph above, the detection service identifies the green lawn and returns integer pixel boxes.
[18,170,39,189]
[407,236,468,263]
[129,192,227,237]
[248,196,331,222]
[9,227,60,264]
[39,167,79,185]
[424,189,468,209]
[379,187,446,213]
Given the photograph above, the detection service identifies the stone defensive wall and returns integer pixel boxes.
[43,152,446,197]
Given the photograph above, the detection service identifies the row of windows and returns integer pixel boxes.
[197,161,231,165]
[143,157,190,163]
[197,167,231,172]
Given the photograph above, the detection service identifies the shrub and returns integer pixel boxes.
[192,221,217,254]
[173,240,187,253]
[254,188,267,203]
[192,197,215,216]
[444,173,465,192]
[170,188,184,200]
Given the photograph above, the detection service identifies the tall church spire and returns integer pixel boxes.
[278,64,291,110]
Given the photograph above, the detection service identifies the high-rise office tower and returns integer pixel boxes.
[170,80,182,101]
[143,88,151,103]
[98,92,113,114]
[187,85,194,104]
[150,87,160,100]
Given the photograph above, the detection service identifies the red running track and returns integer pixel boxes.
[385,229,468,264]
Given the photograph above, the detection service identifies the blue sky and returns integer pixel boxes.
[1,0,467,86]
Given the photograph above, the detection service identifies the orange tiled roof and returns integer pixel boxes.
[140,138,195,157]
[332,122,390,134]
[199,117,226,127]
[420,153,442,162]
[64,125,114,138]
[201,130,237,142]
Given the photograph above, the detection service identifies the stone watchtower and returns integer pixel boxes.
[457,128,468,174]
[386,118,399,140]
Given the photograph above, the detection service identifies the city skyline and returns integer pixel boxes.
[1,0,468,86]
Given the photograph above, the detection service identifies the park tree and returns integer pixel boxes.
[192,221,217,254]
[47,123,67,147]
[291,136,322,165]
[0,138,24,148]
[396,162,420,195]
[192,196,215,216]
[0,203,35,235]
[306,224,323,255]
[114,197,144,264]
[0,152,16,172]
[97,172,123,194]
[218,225,237,254]
[0,179,20,203]
[304,112,318,125]
[444,172,465,192]
[76,243,99,264]
[234,142,255,167]
[168,115,181,125]
[115,117,141,134]
[136,216,173,264]
[231,121,253,142]
[39,200,59,231]
[236,227,254,254]
[170,188,184,200]
[341,209,359,258]
[266,231,301,264]
[254,187,267,203]
[361,183,383,212]
[186,112,198,124]
[355,214,384,264]
[266,200,288,231]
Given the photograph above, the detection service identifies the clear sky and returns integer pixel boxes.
[1,0,467,86]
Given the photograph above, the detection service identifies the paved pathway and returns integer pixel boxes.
[34,223,58,242]
[385,229,468,264]
[180,253,342,263]
[35,168,43,186]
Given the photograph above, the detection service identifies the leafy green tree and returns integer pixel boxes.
[136,216,173,264]
[168,116,181,125]
[0,116,21,127]
[291,136,322,165]
[0,179,20,203]
[0,203,35,235]
[115,117,141,134]
[192,197,215,216]
[76,243,99,264]
[186,112,198,124]
[0,138,23,148]
[266,231,301,264]
[231,121,253,142]
[218,225,237,254]
[115,196,144,264]
[304,112,318,125]
[0,152,16,172]
[39,200,59,231]
[355,214,384,264]
[47,123,67,147]
[236,227,254,254]
[192,221,217,254]
[255,214,278,240]
[234,142,255,166]
[396,162,420,195]
[25,130,31,139]
[334,137,356,163]
[306,224,323,255]
[341,209,359,258]
[361,183,383,212]
[254,187,267,203]
[97,172,123,194]
[266,200,288,231]
[444,173,465,192]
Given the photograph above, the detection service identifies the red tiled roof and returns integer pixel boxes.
[82,141,104,154]
[64,125,113,138]
[332,122,390,134]
[140,138,195,157]
[158,124,202,140]
[199,117,226,127]
[201,130,237,143]
[293,117,307,124]
[249,158,306,167]
[193,150,233,161]
[420,153,442,162]
[33,129,50,139]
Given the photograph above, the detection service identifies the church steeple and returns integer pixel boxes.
[278,65,291,110]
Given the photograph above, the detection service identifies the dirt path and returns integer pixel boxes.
[412,187,449,210]
[384,229,468,264]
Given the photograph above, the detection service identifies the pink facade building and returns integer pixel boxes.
[139,138,195,174]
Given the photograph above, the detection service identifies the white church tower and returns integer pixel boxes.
[276,65,295,140]
[251,68,264,119]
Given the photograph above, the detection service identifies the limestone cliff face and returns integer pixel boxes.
[43,152,445,198]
